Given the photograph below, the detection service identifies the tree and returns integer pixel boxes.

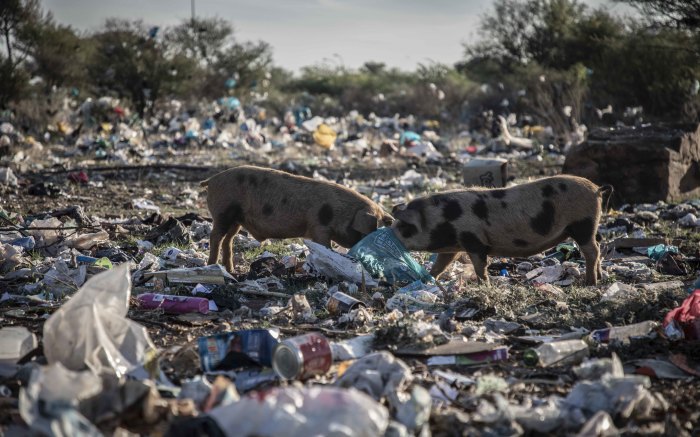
[466,0,542,68]
[167,17,273,99]
[211,40,272,91]
[0,0,41,67]
[22,17,89,90]
[526,0,586,69]
[593,26,700,118]
[360,61,386,75]
[465,0,591,70]
[616,0,700,31]
[0,52,27,107]
[166,17,233,67]
[88,19,196,117]
[0,0,41,106]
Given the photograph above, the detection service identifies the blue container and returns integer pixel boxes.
[198,329,280,371]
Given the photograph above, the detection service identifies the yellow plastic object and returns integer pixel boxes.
[95,257,113,269]
[524,125,545,136]
[424,120,440,129]
[100,122,113,132]
[313,124,337,149]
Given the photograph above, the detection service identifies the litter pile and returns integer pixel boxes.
[1,99,699,436]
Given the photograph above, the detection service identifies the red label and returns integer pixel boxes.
[285,333,332,379]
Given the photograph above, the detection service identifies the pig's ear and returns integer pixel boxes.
[392,208,422,238]
[352,210,379,233]
[381,213,394,226]
[393,208,420,227]
[392,203,406,214]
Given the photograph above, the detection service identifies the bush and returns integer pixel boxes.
[590,28,700,120]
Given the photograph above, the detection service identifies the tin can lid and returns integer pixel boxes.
[272,343,302,380]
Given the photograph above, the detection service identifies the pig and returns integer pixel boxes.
[201,165,392,272]
[391,175,608,285]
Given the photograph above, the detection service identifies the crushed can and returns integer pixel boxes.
[198,329,280,371]
[326,291,366,315]
[272,332,332,380]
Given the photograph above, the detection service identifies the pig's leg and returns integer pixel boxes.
[467,252,490,285]
[430,253,460,278]
[221,224,241,273]
[310,228,332,247]
[208,222,225,266]
[579,240,600,285]
[566,218,600,285]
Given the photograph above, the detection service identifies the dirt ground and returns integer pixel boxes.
[1,148,699,436]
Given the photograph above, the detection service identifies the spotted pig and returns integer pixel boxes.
[201,165,392,273]
[392,175,607,285]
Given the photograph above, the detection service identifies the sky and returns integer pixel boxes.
[42,0,633,73]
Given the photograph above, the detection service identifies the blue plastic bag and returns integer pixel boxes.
[647,244,679,261]
[348,228,433,285]
[219,96,241,110]
[399,131,421,146]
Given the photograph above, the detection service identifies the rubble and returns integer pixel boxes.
[563,123,700,205]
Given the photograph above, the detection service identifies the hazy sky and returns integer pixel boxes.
[42,0,632,73]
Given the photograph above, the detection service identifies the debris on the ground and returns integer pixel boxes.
[1,96,699,436]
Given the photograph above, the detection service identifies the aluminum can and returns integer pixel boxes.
[326,291,365,315]
[272,332,332,380]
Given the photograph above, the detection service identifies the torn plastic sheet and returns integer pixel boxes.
[303,240,378,286]
[19,362,103,437]
[43,264,157,378]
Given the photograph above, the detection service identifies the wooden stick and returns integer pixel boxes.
[231,286,289,299]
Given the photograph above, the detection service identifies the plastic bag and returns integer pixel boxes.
[303,240,378,286]
[208,386,389,437]
[43,264,157,378]
[312,123,337,149]
[663,289,700,340]
[19,362,103,437]
[67,230,110,250]
[0,167,18,186]
[646,244,678,261]
[399,131,421,146]
[335,351,412,404]
[348,228,432,285]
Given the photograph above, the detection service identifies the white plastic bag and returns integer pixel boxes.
[303,240,378,286]
[66,230,110,250]
[209,386,389,437]
[19,362,103,437]
[43,264,156,378]
[28,217,63,247]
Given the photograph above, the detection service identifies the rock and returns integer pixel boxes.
[563,124,700,205]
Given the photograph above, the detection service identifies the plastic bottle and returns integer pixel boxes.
[137,293,209,314]
[523,339,589,367]
[589,320,658,344]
